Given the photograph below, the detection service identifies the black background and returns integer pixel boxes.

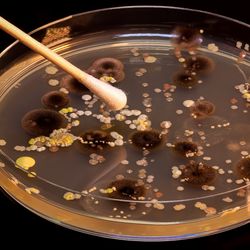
[1,0,249,247]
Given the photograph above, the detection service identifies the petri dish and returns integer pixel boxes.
[0,6,249,241]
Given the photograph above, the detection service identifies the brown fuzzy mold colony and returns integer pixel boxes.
[181,161,217,185]
[21,109,66,136]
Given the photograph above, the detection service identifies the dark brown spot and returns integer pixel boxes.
[41,91,69,110]
[174,141,198,157]
[87,58,125,83]
[78,130,113,152]
[173,71,198,87]
[92,57,124,71]
[190,100,215,119]
[181,161,216,185]
[236,158,250,179]
[107,179,145,200]
[172,26,202,49]
[60,75,88,94]
[21,109,66,136]
[185,56,215,75]
[130,130,164,149]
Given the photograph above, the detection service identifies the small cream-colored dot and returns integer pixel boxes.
[218,169,225,175]
[154,88,162,93]
[241,151,249,156]
[153,203,165,210]
[14,145,26,151]
[203,156,212,161]
[173,204,186,211]
[129,124,136,129]
[183,100,194,108]
[135,71,143,77]
[160,121,172,129]
[195,202,207,210]
[235,179,244,184]
[76,110,84,116]
[59,88,69,94]
[85,111,92,116]
[144,56,157,63]
[222,197,233,203]
[121,160,129,165]
[45,66,58,75]
[231,105,238,110]
[176,109,183,115]
[82,94,92,101]
[239,141,246,146]
[178,57,185,63]
[0,139,7,146]
[48,79,59,86]
[177,186,184,191]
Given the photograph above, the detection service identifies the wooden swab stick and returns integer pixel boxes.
[0,16,127,111]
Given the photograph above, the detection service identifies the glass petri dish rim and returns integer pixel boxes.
[0,5,250,204]
[0,6,249,240]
